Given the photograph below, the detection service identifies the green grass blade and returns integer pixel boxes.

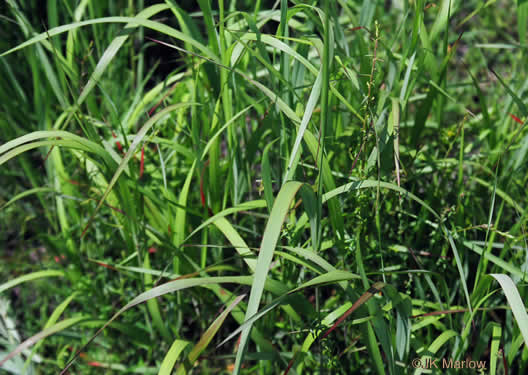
[59,275,260,374]
[144,253,172,342]
[284,68,322,182]
[490,274,528,347]
[414,330,458,375]
[518,0,528,47]
[22,292,79,371]
[233,181,303,374]
[1,187,55,209]
[77,4,170,105]
[185,200,267,242]
[489,67,528,117]
[321,282,386,340]
[213,217,257,272]
[0,317,87,367]
[490,323,502,375]
[0,270,64,294]
[218,270,361,348]
[176,294,246,374]
[82,103,195,237]
[158,340,190,375]
[261,140,277,211]
[1,17,218,61]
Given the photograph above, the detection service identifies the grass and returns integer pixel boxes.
[1,0,528,373]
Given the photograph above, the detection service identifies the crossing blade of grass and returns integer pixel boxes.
[321,282,386,340]
[323,180,438,218]
[184,201,266,273]
[519,0,528,46]
[284,68,322,182]
[412,32,463,144]
[457,287,500,352]
[200,103,257,159]
[457,0,496,29]
[213,217,257,272]
[489,67,528,117]
[232,181,303,374]
[321,179,473,314]
[0,132,116,173]
[462,241,528,281]
[507,334,525,366]
[292,306,374,374]
[158,340,189,375]
[81,103,195,237]
[125,73,186,130]
[282,246,336,273]
[429,0,452,42]
[77,4,170,105]
[58,275,262,374]
[0,317,88,367]
[0,140,105,167]
[236,32,318,75]
[0,130,107,158]
[413,330,458,375]
[0,17,218,61]
[64,0,90,68]
[274,251,322,274]
[0,187,55,209]
[175,294,246,375]
[185,200,267,242]
[400,52,417,105]
[0,270,64,294]
[490,323,502,375]
[218,270,361,348]
[173,161,196,272]
[490,274,528,347]
[262,140,277,211]
[472,177,524,213]
[144,253,172,342]
[22,292,79,371]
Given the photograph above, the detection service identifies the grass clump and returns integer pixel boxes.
[1,0,528,374]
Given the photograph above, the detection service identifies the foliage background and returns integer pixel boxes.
[1,0,528,374]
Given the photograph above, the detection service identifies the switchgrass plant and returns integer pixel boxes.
[1,0,528,373]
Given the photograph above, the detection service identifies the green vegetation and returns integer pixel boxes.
[1,0,528,373]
